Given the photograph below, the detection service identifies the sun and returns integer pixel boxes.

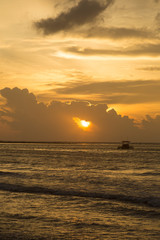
[73,117,91,130]
[80,120,90,128]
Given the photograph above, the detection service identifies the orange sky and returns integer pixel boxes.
[0,0,160,141]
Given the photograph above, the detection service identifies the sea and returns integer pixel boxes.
[0,142,160,240]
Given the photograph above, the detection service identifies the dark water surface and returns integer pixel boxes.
[0,142,160,239]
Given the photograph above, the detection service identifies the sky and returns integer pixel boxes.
[0,0,160,142]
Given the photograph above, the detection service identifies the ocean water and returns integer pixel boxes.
[0,142,160,240]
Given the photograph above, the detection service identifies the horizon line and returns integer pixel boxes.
[0,140,160,144]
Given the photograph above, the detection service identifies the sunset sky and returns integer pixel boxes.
[0,0,160,142]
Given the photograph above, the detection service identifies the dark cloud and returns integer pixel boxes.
[138,66,160,71]
[35,0,114,35]
[141,115,160,141]
[155,12,160,27]
[74,26,155,40]
[0,87,160,142]
[54,80,160,104]
[65,43,160,57]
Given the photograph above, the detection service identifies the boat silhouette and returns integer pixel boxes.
[118,141,134,150]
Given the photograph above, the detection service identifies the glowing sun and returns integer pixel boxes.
[80,120,90,128]
[73,117,91,130]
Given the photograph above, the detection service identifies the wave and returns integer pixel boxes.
[0,171,23,177]
[4,213,37,220]
[0,182,159,208]
[140,171,160,176]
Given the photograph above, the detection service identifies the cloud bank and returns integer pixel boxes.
[0,88,160,142]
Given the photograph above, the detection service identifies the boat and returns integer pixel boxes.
[117,141,134,150]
